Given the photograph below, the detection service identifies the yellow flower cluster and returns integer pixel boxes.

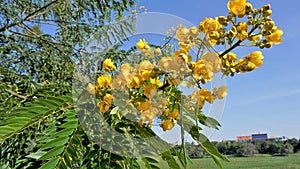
[103,58,116,72]
[160,109,179,131]
[136,39,150,51]
[85,0,283,132]
[222,51,264,75]
[98,94,113,113]
[176,24,199,42]
[197,0,283,49]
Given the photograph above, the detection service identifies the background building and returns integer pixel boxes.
[251,133,268,141]
[237,135,252,142]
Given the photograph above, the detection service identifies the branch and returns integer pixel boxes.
[5,89,27,100]
[219,25,258,58]
[0,1,59,32]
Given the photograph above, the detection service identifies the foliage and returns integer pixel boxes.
[215,139,298,157]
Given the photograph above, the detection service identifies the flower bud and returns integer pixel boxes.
[263,4,271,11]
[154,48,162,55]
[245,2,253,13]
[263,10,272,17]
[265,42,272,48]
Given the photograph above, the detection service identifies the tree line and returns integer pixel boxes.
[174,138,300,158]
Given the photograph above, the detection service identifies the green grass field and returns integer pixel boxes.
[140,153,300,169]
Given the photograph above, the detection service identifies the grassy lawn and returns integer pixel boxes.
[189,153,300,169]
[139,153,300,169]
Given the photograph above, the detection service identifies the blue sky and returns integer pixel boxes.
[136,0,300,141]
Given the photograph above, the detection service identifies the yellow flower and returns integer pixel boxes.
[237,30,248,41]
[213,86,228,99]
[144,83,156,98]
[217,16,228,26]
[103,93,113,104]
[190,88,213,109]
[235,59,256,73]
[223,52,237,67]
[139,60,153,80]
[236,22,248,32]
[174,50,190,63]
[139,60,153,71]
[121,63,131,74]
[128,73,143,88]
[103,58,116,72]
[188,61,195,70]
[138,100,151,111]
[198,18,222,34]
[160,120,173,131]
[199,88,213,104]
[136,39,150,51]
[193,59,213,81]
[176,25,190,42]
[227,0,247,18]
[87,83,96,94]
[248,34,262,43]
[179,42,191,53]
[150,78,163,87]
[170,109,179,119]
[209,31,220,40]
[97,74,112,88]
[202,52,222,73]
[266,29,283,45]
[97,101,111,113]
[111,74,127,91]
[189,26,199,38]
[245,51,264,67]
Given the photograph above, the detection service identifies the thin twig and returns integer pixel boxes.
[5,89,27,100]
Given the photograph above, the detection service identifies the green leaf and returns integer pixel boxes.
[144,157,159,164]
[188,125,229,169]
[41,136,69,149]
[212,155,223,169]
[161,151,182,169]
[53,128,74,137]
[39,145,65,160]
[26,151,46,159]
[0,126,15,135]
[110,106,119,114]
[59,120,78,129]
[205,116,221,129]
[39,157,60,169]
[29,106,51,114]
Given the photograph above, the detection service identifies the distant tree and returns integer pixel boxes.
[252,140,263,153]
[236,143,258,157]
[216,141,228,155]
[268,142,281,155]
[260,141,271,154]
[285,138,299,153]
[279,143,294,156]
